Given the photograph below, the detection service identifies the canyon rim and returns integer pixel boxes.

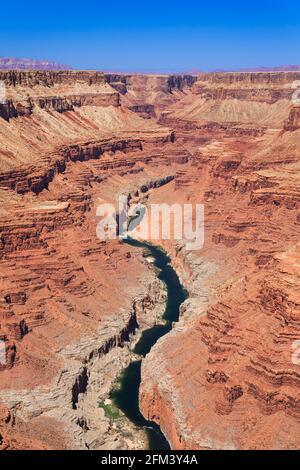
[0,68,299,452]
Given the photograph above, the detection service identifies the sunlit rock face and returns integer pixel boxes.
[0,70,299,449]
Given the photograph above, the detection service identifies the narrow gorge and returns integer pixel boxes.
[110,238,188,450]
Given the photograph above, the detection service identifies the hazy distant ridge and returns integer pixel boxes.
[0,57,72,70]
[214,65,300,72]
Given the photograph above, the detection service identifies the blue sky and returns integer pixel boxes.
[1,0,300,71]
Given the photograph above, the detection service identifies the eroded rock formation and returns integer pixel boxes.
[0,70,299,450]
[138,71,300,450]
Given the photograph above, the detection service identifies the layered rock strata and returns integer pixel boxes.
[0,70,299,450]
[137,72,300,450]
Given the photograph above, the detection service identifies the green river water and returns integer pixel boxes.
[110,238,188,450]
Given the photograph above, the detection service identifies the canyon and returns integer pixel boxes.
[0,69,299,450]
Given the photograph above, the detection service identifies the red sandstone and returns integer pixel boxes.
[0,70,299,450]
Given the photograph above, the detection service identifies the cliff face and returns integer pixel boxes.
[0,70,299,450]
[0,69,187,449]
[159,71,300,129]
[105,73,197,117]
[138,72,300,450]
[0,70,104,86]
[195,71,300,84]
[284,106,300,131]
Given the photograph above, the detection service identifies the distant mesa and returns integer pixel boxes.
[214,64,300,72]
[239,64,300,72]
[0,57,72,70]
